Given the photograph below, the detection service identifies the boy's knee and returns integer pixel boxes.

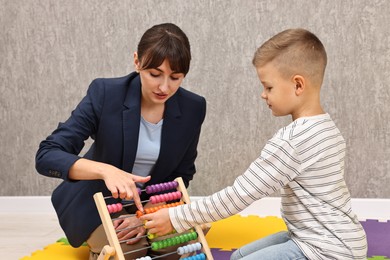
[230,249,242,260]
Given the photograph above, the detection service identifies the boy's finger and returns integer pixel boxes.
[141,218,151,229]
[139,213,153,223]
[148,227,158,235]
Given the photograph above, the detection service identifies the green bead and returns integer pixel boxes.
[151,241,158,250]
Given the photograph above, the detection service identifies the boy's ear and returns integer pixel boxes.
[293,75,305,96]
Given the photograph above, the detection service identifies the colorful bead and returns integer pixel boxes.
[135,257,152,260]
[149,191,181,204]
[177,242,202,255]
[181,253,206,260]
[145,181,178,194]
[150,231,198,250]
[106,203,123,214]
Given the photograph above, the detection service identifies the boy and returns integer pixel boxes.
[141,29,367,259]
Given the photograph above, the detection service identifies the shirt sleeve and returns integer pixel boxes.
[169,137,303,233]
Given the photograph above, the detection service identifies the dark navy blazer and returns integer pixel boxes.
[35,72,206,247]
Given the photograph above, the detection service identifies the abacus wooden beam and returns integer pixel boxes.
[93,177,214,260]
[175,177,213,259]
[94,192,124,260]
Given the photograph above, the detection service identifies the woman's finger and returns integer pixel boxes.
[130,184,143,212]
[108,185,119,199]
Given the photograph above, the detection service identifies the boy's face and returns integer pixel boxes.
[256,62,298,118]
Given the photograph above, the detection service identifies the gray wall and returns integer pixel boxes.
[1,0,389,198]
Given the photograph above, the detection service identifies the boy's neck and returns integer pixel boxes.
[291,86,324,121]
[291,100,324,121]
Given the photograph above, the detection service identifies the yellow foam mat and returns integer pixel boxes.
[20,241,89,260]
[205,215,287,251]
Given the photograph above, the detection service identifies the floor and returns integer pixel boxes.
[0,213,64,259]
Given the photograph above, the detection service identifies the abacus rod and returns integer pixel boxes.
[117,198,161,208]
[110,200,185,216]
[151,251,177,259]
[103,190,145,200]
[123,245,152,255]
[111,214,137,222]
[104,196,139,200]
[119,234,148,244]
[112,199,149,205]
[128,246,200,259]
[104,181,179,200]
[107,197,173,208]
[150,251,205,260]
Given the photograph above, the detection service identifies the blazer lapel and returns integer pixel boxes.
[122,74,142,172]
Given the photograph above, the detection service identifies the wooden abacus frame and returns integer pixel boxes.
[93,177,214,260]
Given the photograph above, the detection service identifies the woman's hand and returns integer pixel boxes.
[69,158,150,212]
[102,166,150,211]
[114,215,146,245]
[140,208,174,237]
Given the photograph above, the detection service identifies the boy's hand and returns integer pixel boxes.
[140,208,174,236]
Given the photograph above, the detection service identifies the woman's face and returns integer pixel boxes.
[135,56,185,106]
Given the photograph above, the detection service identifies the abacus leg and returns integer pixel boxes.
[97,245,115,260]
[175,178,214,260]
[93,192,125,260]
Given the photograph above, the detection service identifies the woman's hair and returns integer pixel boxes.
[137,23,191,75]
[253,28,327,86]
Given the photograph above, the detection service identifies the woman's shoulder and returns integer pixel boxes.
[176,87,206,104]
[90,72,138,89]
[87,72,139,98]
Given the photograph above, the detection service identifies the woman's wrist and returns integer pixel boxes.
[69,158,112,181]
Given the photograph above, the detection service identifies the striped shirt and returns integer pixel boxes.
[170,113,367,259]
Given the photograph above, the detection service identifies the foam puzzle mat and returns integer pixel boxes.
[21,215,390,259]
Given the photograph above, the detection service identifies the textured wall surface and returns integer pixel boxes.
[1,0,389,198]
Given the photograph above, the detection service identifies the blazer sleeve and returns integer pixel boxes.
[35,79,104,181]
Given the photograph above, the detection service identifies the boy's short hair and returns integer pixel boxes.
[253,28,327,86]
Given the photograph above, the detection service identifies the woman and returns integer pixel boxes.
[35,23,206,259]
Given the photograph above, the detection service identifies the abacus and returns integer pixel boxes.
[93,177,213,260]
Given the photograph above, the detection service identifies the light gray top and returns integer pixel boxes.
[132,117,163,184]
